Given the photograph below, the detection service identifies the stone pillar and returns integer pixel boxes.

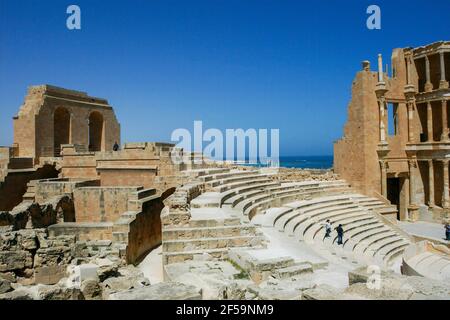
[69,113,74,144]
[442,159,450,208]
[378,54,384,83]
[379,98,387,143]
[441,100,449,141]
[406,54,411,85]
[440,52,449,89]
[407,101,414,142]
[428,159,435,206]
[408,159,420,221]
[380,161,388,198]
[427,102,433,142]
[425,55,433,92]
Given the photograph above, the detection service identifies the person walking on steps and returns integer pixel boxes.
[113,141,119,151]
[322,219,332,240]
[445,222,450,241]
[336,224,344,245]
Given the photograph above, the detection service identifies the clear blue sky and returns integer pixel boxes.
[0,0,449,155]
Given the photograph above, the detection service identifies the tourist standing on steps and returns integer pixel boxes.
[445,223,450,241]
[336,224,344,245]
[322,219,332,240]
[113,141,119,151]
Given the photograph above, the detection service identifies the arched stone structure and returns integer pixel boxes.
[13,85,120,161]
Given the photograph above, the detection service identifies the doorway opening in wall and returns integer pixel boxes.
[54,107,71,157]
[387,177,400,220]
[88,111,103,152]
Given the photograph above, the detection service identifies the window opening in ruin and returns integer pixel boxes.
[387,102,398,136]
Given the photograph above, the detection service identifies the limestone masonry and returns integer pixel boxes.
[0,43,449,300]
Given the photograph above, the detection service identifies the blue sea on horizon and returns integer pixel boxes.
[236,156,333,169]
[279,156,333,169]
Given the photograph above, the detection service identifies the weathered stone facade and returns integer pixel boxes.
[335,41,450,223]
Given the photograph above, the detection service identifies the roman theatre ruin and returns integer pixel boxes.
[0,42,449,300]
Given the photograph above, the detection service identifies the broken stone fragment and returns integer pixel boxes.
[108,282,202,300]
[97,263,120,282]
[81,279,102,300]
[0,289,34,300]
[0,250,33,272]
[37,284,84,300]
[0,275,13,294]
[301,284,344,300]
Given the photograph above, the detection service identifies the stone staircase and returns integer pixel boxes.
[22,180,38,202]
[162,215,266,264]
[162,168,269,265]
[162,166,411,270]
[258,194,410,268]
[229,248,314,283]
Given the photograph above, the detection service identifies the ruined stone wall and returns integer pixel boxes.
[126,197,164,263]
[48,223,114,241]
[0,165,59,211]
[0,195,74,231]
[34,179,100,204]
[0,148,10,183]
[60,145,98,179]
[334,69,380,195]
[73,187,141,222]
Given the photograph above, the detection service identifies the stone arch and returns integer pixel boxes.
[88,111,104,152]
[53,107,71,156]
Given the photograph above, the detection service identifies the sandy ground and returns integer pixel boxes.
[137,245,164,284]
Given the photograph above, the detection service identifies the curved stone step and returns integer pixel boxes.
[292,207,365,240]
[162,235,265,251]
[215,177,273,193]
[221,181,280,206]
[314,215,378,244]
[275,198,355,231]
[162,224,258,240]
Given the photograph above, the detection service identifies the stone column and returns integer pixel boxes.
[442,159,450,208]
[378,54,384,83]
[425,55,433,92]
[440,51,449,89]
[406,54,411,85]
[408,159,420,221]
[441,99,449,141]
[380,161,388,198]
[407,101,414,142]
[427,102,433,142]
[69,113,73,145]
[428,159,435,206]
[379,98,387,143]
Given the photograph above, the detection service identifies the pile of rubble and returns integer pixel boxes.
[0,227,202,300]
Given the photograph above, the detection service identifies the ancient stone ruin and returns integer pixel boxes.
[1,43,449,300]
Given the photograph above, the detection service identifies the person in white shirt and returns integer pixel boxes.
[323,219,332,240]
